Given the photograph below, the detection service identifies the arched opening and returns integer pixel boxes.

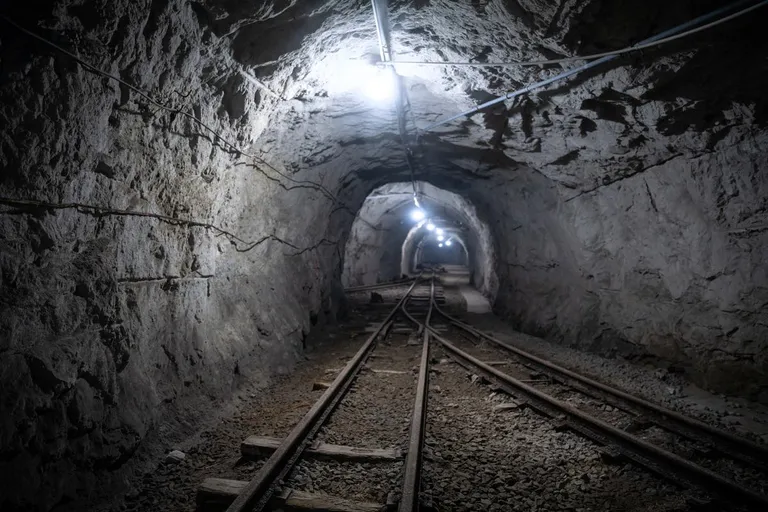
[413,233,468,269]
[342,181,498,300]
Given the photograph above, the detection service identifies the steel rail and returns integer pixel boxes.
[225,278,422,512]
[398,277,434,512]
[432,303,768,468]
[424,302,768,509]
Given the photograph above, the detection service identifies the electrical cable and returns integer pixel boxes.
[369,0,421,207]
[419,0,767,132]
[0,197,339,256]
[383,0,766,69]
[0,14,340,204]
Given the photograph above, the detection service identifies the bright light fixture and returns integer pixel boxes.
[410,209,425,222]
[438,243,444,248]
[363,66,397,102]
[445,240,452,246]
[325,57,397,104]
[436,228,444,236]
[426,222,435,231]
[437,235,444,242]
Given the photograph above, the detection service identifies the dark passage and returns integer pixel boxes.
[418,242,466,268]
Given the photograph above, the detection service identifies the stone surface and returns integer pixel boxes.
[1,0,767,510]
[165,449,186,464]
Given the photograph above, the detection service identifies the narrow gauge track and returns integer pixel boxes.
[196,276,435,512]
[196,274,768,511]
[398,278,443,512]
[442,313,768,474]
[440,324,768,495]
[413,277,768,511]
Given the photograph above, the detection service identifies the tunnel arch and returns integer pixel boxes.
[342,181,498,300]
[408,228,469,270]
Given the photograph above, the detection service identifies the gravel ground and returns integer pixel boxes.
[440,326,768,498]
[463,313,768,443]
[423,346,698,511]
[96,289,411,512]
[315,337,419,449]
[286,460,402,504]
[93,277,768,512]
[285,331,421,503]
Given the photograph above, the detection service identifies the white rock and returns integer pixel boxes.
[165,450,186,464]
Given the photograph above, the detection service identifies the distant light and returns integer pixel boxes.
[437,235,444,242]
[416,220,426,229]
[426,222,436,231]
[436,228,444,236]
[410,209,425,222]
[438,243,444,248]
[445,240,452,246]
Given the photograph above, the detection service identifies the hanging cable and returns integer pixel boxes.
[0,14,342,205]
[383,0,766,69]
[420,0,767,132]
[370,0,421,207]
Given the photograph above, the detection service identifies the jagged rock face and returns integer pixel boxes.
[1,0,767,509]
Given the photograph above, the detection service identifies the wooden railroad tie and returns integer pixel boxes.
[492,400,528,413]
[323,367,408,376]
[597,445,627,465]
[241,435,402,462]
[197,479,386,512]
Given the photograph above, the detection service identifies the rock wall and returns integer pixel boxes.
[0,2,344,509]
[488,135,768,401]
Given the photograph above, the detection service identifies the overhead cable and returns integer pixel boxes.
[0,14,338,204]
[384,0,766,69]
[370,0,421,204]
[420,0,767,132]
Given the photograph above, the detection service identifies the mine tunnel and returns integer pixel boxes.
[2,0,768,511]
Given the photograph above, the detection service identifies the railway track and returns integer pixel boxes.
[196,276,434,512]
[194,274,767,511]
[416,278,768,511]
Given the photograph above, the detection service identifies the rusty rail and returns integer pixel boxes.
[433,302,768,471]
[427,299,768,509]
[224,278,421,512]
[398,277,435,512]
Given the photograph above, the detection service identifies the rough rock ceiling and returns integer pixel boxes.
[191,0,768,208]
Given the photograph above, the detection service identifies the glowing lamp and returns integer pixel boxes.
[364,66,396,102]
[410,209,425,222]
